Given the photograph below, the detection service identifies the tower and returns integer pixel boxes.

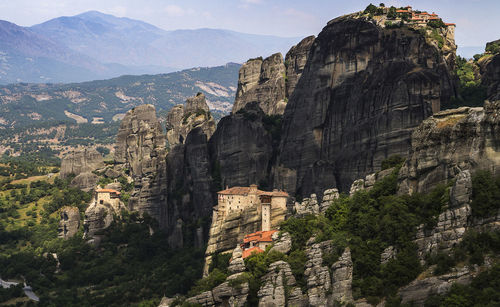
[260,194,272,231]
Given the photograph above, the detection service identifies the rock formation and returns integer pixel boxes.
[275,15,456,196]
[209,102,275,188]
[330,248,353,304]
[285,36,315,98]
[83,193,126,242]
[58,206,80,239]
[114,104,167,225]
[399,101,500,194]
[304,239,333,307]
[232,54,287,115]
[166,93,216,147]
[186,273,249,307]
[60,148,104,179]
[293,188,339,215]
[165,94,217,245]
[258,260,305,307]
[482,53,500,101]
[70,172,99,192]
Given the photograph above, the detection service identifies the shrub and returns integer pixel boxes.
[471,170,500,218]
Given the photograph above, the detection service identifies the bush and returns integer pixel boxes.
[471,170,500,218]
[381,155,405,170]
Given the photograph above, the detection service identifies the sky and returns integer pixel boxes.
[0,0,498,49]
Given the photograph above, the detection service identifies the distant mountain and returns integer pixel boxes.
[0,63,240,128]
[16,11,300,80]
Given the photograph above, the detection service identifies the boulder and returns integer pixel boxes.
[70,172,99,192]
[60,148,104,179]
[258,260,305,307]
[269,231,292,254]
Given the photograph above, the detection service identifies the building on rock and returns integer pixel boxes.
[241,230,278,259]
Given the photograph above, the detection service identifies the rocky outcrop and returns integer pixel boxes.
[349,168,395,196]
[285,36,315,98]
[228,246,246,274]
[209,102,275,188]
[294,188,339,216]
[83,197,126,242]
[258,260,305,307]
[330,248,353,304]
[482,53,500,101]
[60,148,104,179]
[70,172,99,192]
[114,104,167,225]
[398,266,477,306]
[58,206,80,239]
[304,239,333,307]
[205,200,286,275]
[165,93,217,245]
[186,273,249,307]
[166,93,216,146]
[399,101,500,195]
[269,231,292,254]
[275,15,455,196]
[232,54,287,115]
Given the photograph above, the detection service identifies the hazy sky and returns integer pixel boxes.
[0,0,498,48]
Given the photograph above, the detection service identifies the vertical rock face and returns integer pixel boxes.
[258,260,305,307]
[285,35,315,98]
[209,102,274,188]
[84,195,126,241]
[165,93,216,147]
[186,273,249,307]
[70,172,99,192]
[399,102,500,195]
[330,248,353,304]
[114,104,167,225]
[165,94,217,244]
[232,53,287,115]
[58,207,80,239]
[482,53,500,101]
[275,16,455,196]
[305,240,333,307]
[60,148,104,179]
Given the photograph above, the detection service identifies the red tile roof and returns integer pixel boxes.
[445,23,456,26]
[242,247,264,259]
[218,186,288,197]
[96,189,121,195]
[243,230,278,244]
[396,9,408,13]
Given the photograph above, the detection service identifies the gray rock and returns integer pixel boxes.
[320,188,339,213]
[275,15,455,196]
[104,168,122,179]
[186,273,249,307]
[294,194,319,216]
[380,246,397,265]
[285,36,315,99]
[258,260,305,307]
[58,206,80,239]
[450,170,472,208]
[331,247,353,304]
[70,172,99,192]
[114,104,167,226]
[305,240,333,307]
[482,52,500,101]
[60,148,104,179]
[269,231,292,255]
[232,53,287,115]
[228,245,246,274]
[349,179,365,196]
[399,103,500,195]
[166,93,216,147]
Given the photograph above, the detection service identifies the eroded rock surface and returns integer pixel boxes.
[258,261,304,307]
[305,240,333,307]
[166,93,216,146]
[58,206,80,239]
[275,16,455,196]
[114,104,167,225]
[285,36,315,98]
[186,273,249,307]
[330,248,353,304]
[60,148,104,179]
[482,52,500,101]
[70,172,99,192]
[232,53,287,115]
[399,102,500,195]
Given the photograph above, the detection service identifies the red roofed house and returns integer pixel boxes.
[241,230,278,258]
[95,189,121,208]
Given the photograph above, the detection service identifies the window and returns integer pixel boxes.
[100,200,104,204]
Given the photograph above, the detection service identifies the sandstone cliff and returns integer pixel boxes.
[274,15,456,196]
[60,148,104,179]
[58,206,80,239]
[399,102,500,194]
[166,93,216,147]
[232,54,287,115]
[208,102,275,189]
[285,36,315,99]
[482,53,500,101]
[114,104,167,225]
